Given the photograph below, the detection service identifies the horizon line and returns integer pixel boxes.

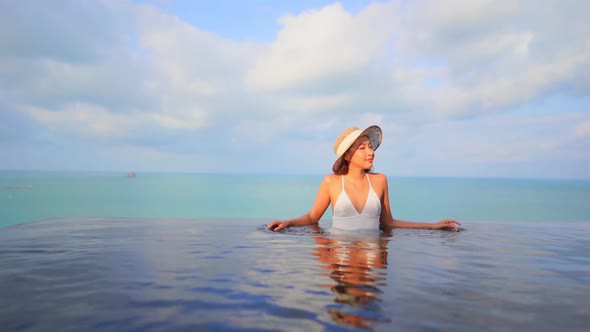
[1,169,588,181]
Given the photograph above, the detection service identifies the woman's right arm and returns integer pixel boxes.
[267,176,332,232]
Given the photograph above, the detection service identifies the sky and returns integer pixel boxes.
[1,0,589,179]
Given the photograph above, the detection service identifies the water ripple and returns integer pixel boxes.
[0,218,589,331]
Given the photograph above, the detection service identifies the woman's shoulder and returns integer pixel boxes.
[368,172,387,179]
[321,174,341,184]
[368,172,388,184]
[319,174,342,192]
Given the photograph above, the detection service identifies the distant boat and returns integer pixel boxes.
[2,185,33,190]
[127,172,137,178]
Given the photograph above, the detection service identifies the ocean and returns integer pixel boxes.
[1,171,589,331]
[1,171,589,228]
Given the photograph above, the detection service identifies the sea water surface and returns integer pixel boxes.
[1,171,589,331]
[0,218,588,331]
[1,171,589,227]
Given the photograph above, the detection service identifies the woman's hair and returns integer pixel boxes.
[333,159,350,175]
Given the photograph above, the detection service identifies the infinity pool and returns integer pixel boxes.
[0,218,588,331]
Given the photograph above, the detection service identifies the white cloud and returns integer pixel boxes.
[398,0,520,54]
[281,94,354,113]
[133,4,267,129]
[242,0,590,123]
[391,0,590,116]
[575,121,590,139]
[22,103,149,139]
[245,2,398,92]
[398,111,590,166]
[6,0,588,132]
[21,100,210,141]
[151,111,207,130]
[1,0,589,177]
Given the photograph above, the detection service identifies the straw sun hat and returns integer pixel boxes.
[332,125,382,172]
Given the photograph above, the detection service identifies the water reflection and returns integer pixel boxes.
[312,226,392,330]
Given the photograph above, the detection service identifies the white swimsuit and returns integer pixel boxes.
[332,174,381,231]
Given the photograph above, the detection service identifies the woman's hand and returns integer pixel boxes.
[267,220,290,232]
[432,219,461,232]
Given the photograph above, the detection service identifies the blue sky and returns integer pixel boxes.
[1,0,589,179]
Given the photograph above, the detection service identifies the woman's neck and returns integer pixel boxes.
[345,167,366,181]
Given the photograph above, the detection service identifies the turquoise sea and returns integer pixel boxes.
[1,171,589,331]
[1,171,589,228]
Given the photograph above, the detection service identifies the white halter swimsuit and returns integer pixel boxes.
[332,174,381,231]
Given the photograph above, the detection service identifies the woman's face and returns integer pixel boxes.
[347,136,374,170]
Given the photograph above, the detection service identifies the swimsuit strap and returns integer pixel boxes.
[366,173,373,190]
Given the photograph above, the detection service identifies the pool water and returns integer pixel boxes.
[0,218,589,331]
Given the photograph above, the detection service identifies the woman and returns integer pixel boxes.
[267,125,461,232]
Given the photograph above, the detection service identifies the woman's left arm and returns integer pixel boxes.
[378,174,461,232]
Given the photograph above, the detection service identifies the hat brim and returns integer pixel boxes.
[332,125,382,173]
